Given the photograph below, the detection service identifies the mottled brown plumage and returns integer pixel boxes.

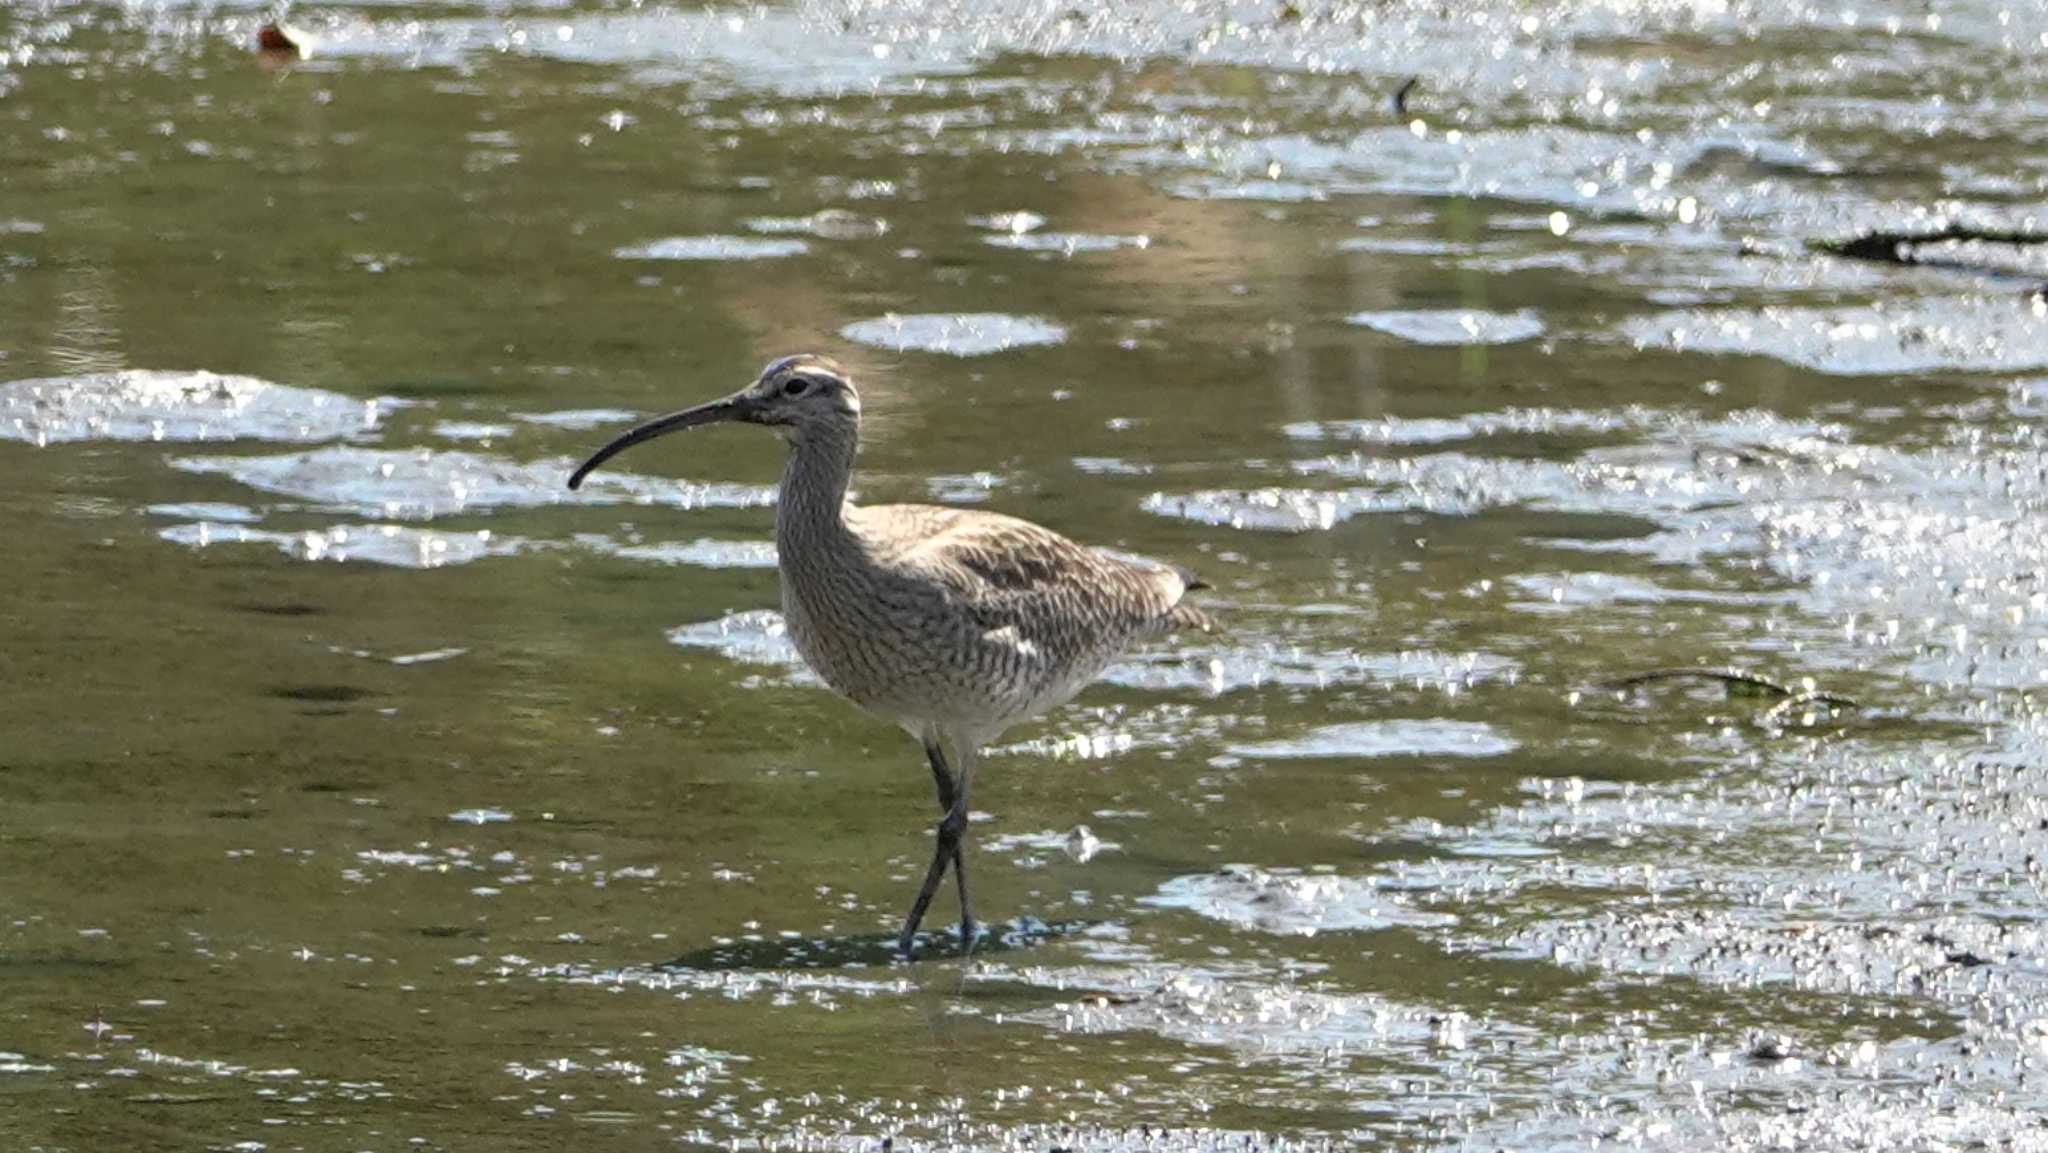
[569,354,1212,955]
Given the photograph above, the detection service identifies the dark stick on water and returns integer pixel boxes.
[1393,77,1418,116]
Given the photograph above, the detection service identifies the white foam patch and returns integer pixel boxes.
[925,471,1003,503]
[988,703,1229,762]
[0,370,398,446]
[583,535,778,569]
[1104,642,1517,695]
[666,611,812,678]
[983,232,1150,254]
[167,447,774,520]
[838,313,1067,356]
[1162,123,1836,220]
[514,408,640,431]
[1162,177,1326,202]
[159,522,526,568]
[1071,456,1153,476]
[1505,570,1793,611]
[145,502,261,523]
[432,420,516,442]
[1281,406,1639,445]
[1335,235,1476,255]
[653,609,1503,704]
[1138,485,1430,531]
[1620,294,2048,375]
[449,808,512,825]
[613,236,809,261]
[1145,866,1459,935]
[967,211,1046,234]
[1347,308,1545,346]
[1228,719,1518,760]
[518,9,982,95]
[1147,409,1846,532]
[1000,963,1465,1061]
[983,827,1119,863]
[745,210,888,239]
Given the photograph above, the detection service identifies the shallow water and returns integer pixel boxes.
[4,0,2048,1149]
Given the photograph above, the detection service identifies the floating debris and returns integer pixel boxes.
[256,23,313,59]
[1595,666,1835,700]
[1392,76,1418,115]
[1816,222,2047,273]
[1748,1034,1797,1063]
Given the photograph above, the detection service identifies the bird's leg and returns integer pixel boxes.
[925,739,956,812]
[924,740,972,947]
[900,742,976,956]
[898,810,960,956]
[950,745,978,953]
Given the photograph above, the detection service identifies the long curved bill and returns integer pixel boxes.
[566,395,747,490]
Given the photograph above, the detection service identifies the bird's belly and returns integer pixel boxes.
[779,583,943,723]
[781,583,1116,734]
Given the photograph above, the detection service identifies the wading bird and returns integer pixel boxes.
[568,355,1213,956]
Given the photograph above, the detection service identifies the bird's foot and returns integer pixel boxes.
[892,917,978,960]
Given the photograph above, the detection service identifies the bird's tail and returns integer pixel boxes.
[1165,602,1218,634]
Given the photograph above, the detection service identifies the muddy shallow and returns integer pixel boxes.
[3,1,2047,1150]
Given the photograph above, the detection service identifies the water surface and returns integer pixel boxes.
[3,1,2047,1149]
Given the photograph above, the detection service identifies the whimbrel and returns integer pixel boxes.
[568,354,1213,955]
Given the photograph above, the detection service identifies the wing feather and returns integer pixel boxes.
[855,504,1211,635]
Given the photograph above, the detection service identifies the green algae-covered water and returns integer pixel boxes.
[5,2,2048,1149]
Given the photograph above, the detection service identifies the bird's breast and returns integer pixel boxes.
[778,566,928,709]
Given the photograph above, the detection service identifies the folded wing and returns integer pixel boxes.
[865,505,1214,640]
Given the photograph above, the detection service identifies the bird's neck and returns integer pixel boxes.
[775,422,857,550]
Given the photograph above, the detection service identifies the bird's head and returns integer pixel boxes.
[567,354,860,490]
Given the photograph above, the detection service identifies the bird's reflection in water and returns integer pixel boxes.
[659,917,1095,972]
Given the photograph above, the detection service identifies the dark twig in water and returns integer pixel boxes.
[1595,666,1802,696]
[1593,666,1859,723]
[1815,223,2047,283]
[1393,77,1418,116]
[1757,689,1860,725]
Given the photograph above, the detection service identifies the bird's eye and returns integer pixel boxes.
[783,377,813,398]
